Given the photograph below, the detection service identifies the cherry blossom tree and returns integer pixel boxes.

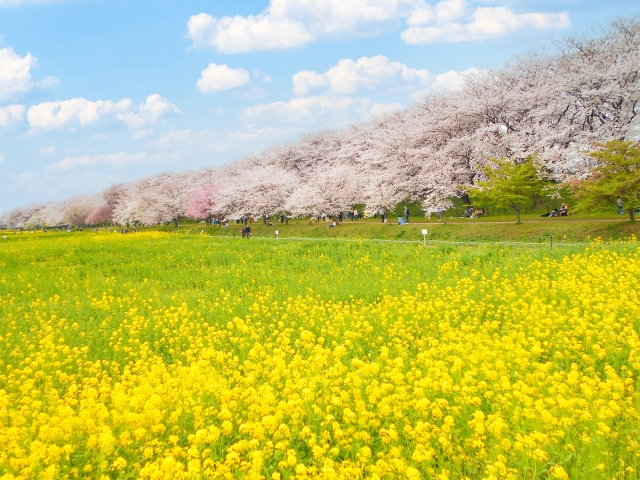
[186,184,216,220]
[63,204,94,228]
[85,204,113,225]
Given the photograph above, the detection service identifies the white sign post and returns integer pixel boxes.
[275,230,279,241]
[422,229,428,247]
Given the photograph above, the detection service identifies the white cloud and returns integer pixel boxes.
[0,154,4,163]
[402,2,570,44]
[27,98,132,130]
[243,87,267,99]
[410,67,481,98]
[46,151,161,170]
[0,47,35,101]
[293,55,433,96]
[39,146,55,155]
[187,0,570,53]
[151,129,228,152]
[153,129,194,147]
[187,0,419,54]
[116,94,180,129]
[0,47,58,102]
[244,95,371,124]
[0,104,25,127]
[370,102,404,116]
[197,64,251,94]
[253,70,272,83]
[293,55,480,100]
[27,94,179,132]
[187,11,313,54]
[132,128,154,140]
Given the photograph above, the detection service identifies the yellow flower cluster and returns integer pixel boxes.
[0,236,639,479]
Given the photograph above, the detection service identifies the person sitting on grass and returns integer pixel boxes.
[327,219,337,228]
[471,208,485,218]
[398,216,405,225]
[559,204,568,216]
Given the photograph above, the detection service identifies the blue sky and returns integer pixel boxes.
[0,0,637,212]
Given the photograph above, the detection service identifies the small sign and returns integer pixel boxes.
[422,229,428,235]
[275,230,279,235]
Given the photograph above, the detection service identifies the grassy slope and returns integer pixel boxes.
[140,213,640,244]
[4,211,638,244]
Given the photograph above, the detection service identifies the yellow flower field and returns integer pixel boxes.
[0,233,639,479]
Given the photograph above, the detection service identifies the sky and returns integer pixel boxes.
[0,0,637,212]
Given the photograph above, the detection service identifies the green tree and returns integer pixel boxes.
[571,140,640,222]
[467,155,551,224]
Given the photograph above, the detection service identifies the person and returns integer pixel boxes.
[404,205,410,224]
[398,216,405,225]
[437,210,443,222]
[471,208,485,218]
[327,219,337,228]
[380,207,386,223]
[245,225,251,238]
[463,207,474,218]
[241,226,246,238]
[618,197,624,215]
[266,218,273,226]
[559,204,568,216]
[353,208,358,221]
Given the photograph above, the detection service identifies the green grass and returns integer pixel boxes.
[99,211,640,244]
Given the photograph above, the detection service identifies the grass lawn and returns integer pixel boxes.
[98,211,640,244]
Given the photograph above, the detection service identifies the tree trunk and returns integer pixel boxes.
[630,208,636,222]
[461,193,472,205]
[173,218,179,227]
[514,205,521,224]
[533,194,543,208]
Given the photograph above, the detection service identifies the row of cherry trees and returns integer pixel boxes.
[3,18,639,229]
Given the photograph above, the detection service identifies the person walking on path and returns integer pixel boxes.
[618,197,624,215]
[404,205,410,224]
[380,207,386,223]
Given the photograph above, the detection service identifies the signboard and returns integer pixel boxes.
[422,229,428,235]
